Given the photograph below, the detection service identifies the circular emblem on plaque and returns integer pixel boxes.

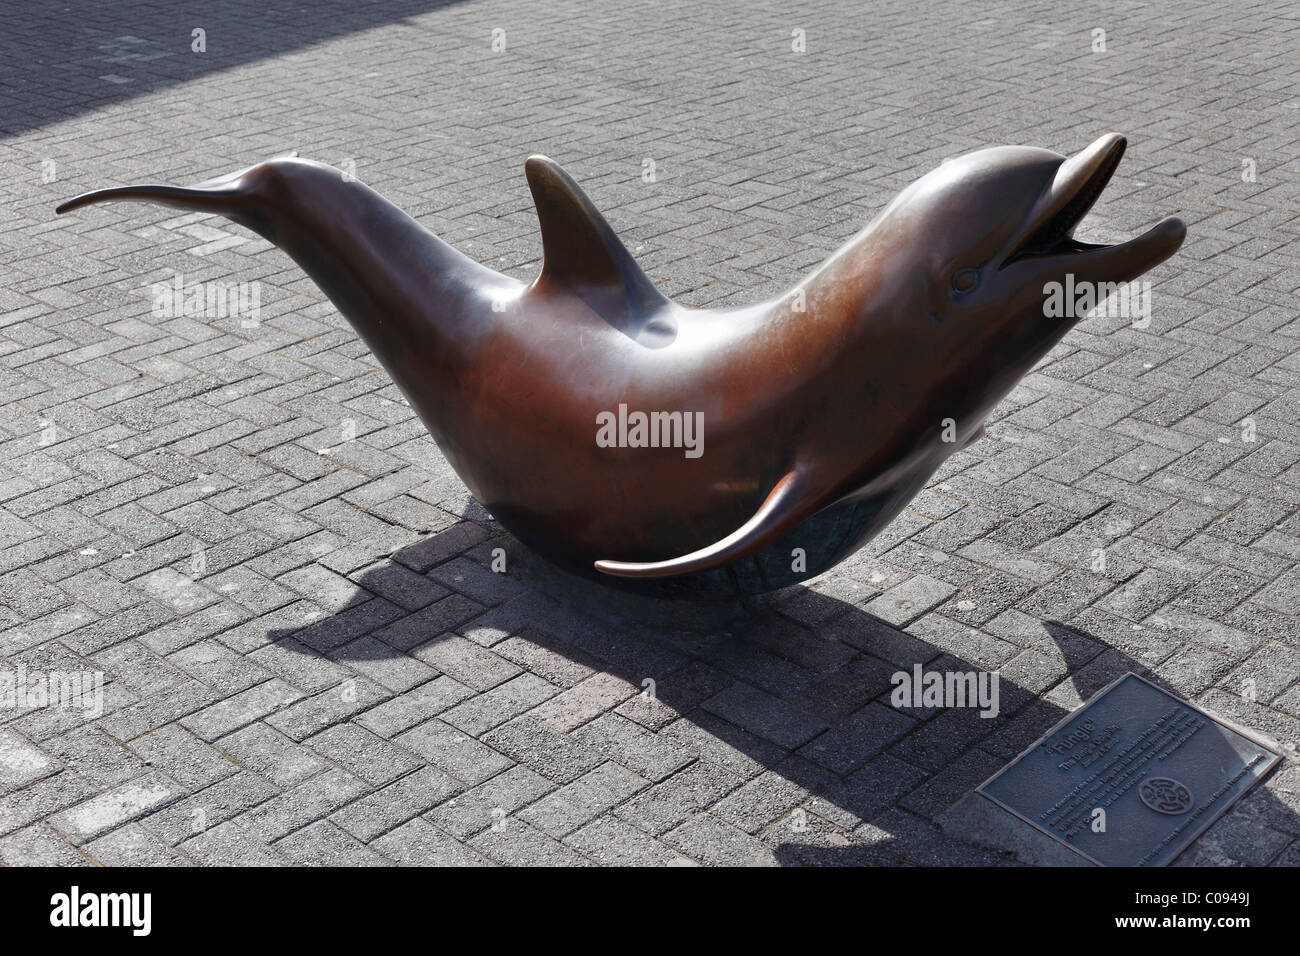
[1139,777,1194,815]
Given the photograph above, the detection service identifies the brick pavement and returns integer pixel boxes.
[1,0,1297,866]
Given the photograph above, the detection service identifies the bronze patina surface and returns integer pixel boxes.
[57,134,1186,597]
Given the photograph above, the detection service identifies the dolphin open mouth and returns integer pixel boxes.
[1000,133,1183,272]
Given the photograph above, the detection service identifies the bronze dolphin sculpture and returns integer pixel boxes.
[57,133,1185,597]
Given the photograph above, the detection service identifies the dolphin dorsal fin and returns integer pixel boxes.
[525,156,668,320]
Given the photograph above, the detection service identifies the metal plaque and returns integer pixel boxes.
[977,672,1281,867]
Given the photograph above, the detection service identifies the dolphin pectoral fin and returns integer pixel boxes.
[524,155,668,318]
[594,470,808,578]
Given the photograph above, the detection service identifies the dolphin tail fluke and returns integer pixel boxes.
[55,183,245,216]
[594,468,809,578]
[57,154,303,217]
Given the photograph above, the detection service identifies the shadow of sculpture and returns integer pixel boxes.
[2,0,469,137]
[263,519,1295,866]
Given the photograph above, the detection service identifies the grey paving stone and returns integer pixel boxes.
[515,761,649,838]
[468,816,594,867]
[245,635,353,693]
[214,721,327,787]
[375,595,488,652]
[527,671,637,733]
[330,766,465,843]
[262,675,389,741]
[571,713,695,782]
[137,771,281,847]
[0,728,60,787]
[49,771,180,844]
[615,760,746,836]
[180,678,303,741]
[304,722,423,787]
[352,676,475,738]
[329,634,439,693]
[0,823,90,866]
[274,819,389,866]
[394,718,512,786]
[662,812,778,867]
[177,820,290,867]
[492,631,602,688]
[700,682,828,750]
[796,702,916,775]
[408,632,521,690]
[710,770,815,835]
[370,816,492,866]
[127,723,240,789]
[233,767,369,844]
[424,765,553,840]
[84,822,189,866]
[479,715,606,785]
[564,816,694,867]
[441,672,560,737]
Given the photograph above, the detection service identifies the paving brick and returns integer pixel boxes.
[138,771,281,847]
[353,676,475,738]
[84,822,189,866]
[234,768,369,844]
[375,595,488,652]
[425,765,557,840]
[615,761,745,836]
[370,816,492,866]
[394,719,512,786]
[330,766,464,842]
[700,682,828,750]
[516,761,649,838]
[468,816,593,867]
[49,772,180,844]
[274,819,389,866]
[305,722,424,787]
[329,634,439,693]
[571,713,694,782]
[215,722,327,787]
[0,728,60,787]
[528,671,638,733]
[479,716,607,785]
[662,813,778,866]
[564,816,693,866]
[262,676,390,741]
[407,632,521,690]
[127,723,240,789]
[0,824,90,866]
[177,820,289,867]
[180,678,304,741]
[441,673,560,737]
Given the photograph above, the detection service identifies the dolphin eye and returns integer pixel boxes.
[951,268,980,294]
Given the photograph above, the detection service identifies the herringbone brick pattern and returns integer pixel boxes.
[1,0,1297,865]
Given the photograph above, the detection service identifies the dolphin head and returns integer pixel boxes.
[873,133,1185,386]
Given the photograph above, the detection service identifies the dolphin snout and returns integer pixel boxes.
[998,131,1185,284]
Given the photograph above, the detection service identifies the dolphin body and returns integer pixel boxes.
[58,134,1185,597]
